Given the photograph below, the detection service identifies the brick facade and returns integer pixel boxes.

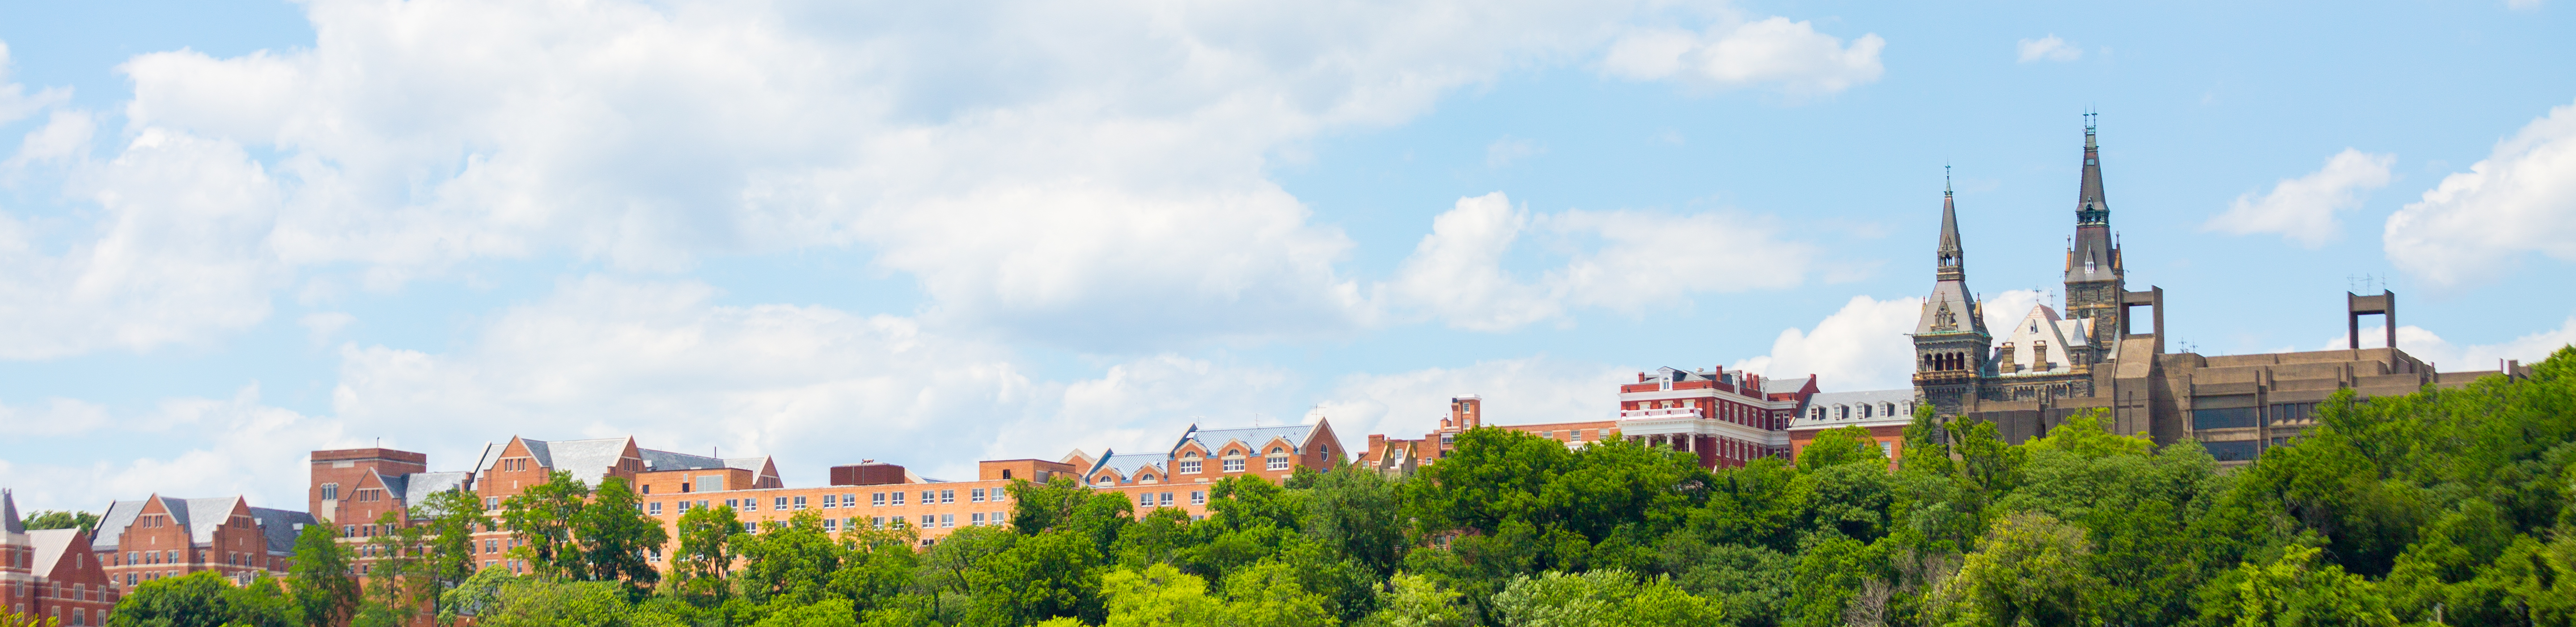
[5,490,121,626]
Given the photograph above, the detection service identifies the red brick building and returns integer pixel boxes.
[5,489,120,626]
[93,495,309,591]
[1362,370,1830,472]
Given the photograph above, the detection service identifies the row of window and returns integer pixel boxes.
[1133,491,1210,508]
[647,488,1013,516]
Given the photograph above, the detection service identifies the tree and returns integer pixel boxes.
[103,570,295,627]
[1100,563,1222,627]
[291,520,362,627]
[575,476,668,591]
[1928,512,2102,627]
[21,510,98,534]
[1486,570,1721,627]
[1797,425,1886,471]
[964,529,1106,626]
[360,510,432,627]
[500,471,592,580]
[737,512,845,606]
[414,488,488,620]
[670,503,744,606]
[1360,573,1469,627]
[0,606,56,627]
[2199,545,2397,627]
[1220,561,1339,627]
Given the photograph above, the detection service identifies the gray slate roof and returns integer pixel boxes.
[1793,389,1919,428]
[250,507,316,555]
[1174,424,1316,456]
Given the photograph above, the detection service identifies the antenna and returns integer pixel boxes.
[1945,164,1953,196]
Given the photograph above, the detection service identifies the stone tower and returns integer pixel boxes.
[1913,177,1992,417]
[2062,118,2125,365]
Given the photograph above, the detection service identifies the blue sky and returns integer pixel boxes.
[3,0,2572,514]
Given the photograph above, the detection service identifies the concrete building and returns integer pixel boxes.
[5,489,122,626]
[1905,121,2532,464]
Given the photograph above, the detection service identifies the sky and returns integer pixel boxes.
[3,0,2574,514]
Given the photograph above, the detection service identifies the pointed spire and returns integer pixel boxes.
[2,488,23,534]
[2076,113,2109,226]
[1937,170,1966,281]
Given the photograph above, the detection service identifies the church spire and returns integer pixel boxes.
[2076,112,2109,226]
[1937,166,1965,281]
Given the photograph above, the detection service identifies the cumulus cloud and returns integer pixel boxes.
[1385,192,1822,331]
[0,42,72,126]
[1733,295,1923,391]
[0,384,354,513]
[0,0,1907,359]
[2324,317,2576,371]
[1602,17,1887,95]
[2015,35,2082,63]
[2385,100,2576,286]
[2203,148,2394,247]
[0,129,288,359]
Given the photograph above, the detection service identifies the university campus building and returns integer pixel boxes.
[301,420,1348,574]
[1900,121,2532,464]
[3,489,118,627]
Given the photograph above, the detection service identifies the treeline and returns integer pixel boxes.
[85,346,2576,627]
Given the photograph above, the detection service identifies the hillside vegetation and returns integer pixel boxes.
[95,347,2576,627]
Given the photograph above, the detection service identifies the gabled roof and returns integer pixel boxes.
[97,496,304,552]
[537,438,633,485]
[478,436,737,487]
[250,507,316,555]
[1792,389,1918,429]
[401,471,473,505]
[1088,453,1169,480]
[1173,423,1318,456]
[375,471,410,505]
[29,528,82,575]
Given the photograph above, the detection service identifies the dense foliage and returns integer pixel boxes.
[98,346,2576,626]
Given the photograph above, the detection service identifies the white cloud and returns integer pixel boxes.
[6,109,95,167]
[2016,35,2082,63]
[2204,148,2394,248]
[300,311,356,346]
[1312,356,1631,441]
[0,384,355,514]
[1384,192,1822,331]
[0,42,72,126]
[1487,136,1546,168]
[2385,99,2576,286]
[1733,295,1923,391]
[1602,17,1887,96]
[2323,316,2576,371]
[0,0,1841,359]
[0,397,110,437]
[0,129,288,359]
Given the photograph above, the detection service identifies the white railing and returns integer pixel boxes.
[1618,408,1702,419]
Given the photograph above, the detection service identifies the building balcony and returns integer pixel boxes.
[1618,408,1703,420]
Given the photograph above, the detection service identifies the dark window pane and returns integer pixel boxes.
[2205,440,2262,462]
[2193,407,2258,429]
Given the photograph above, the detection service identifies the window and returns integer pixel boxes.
[843,493,856,507]
[1879,441,1893,456]
[920,515,934,527]
[1138,493,1153,508]
[823,518,839,531]
[1267,455,1288,471]
[970,488,985,502]
[1223,457,1246,472]
[742,522,757,533]
[940,490,955,504]
[698,500,709,510]
[2192,408,2259,430]
[776,497,791,510]
[649,547,661,562]
[1190,491,1207,505]
[1159,492,1174,506]
[485,497,500,510]
[2268,402,2318,425]
[971,513,986,526]
[1440,433,1456,446]
[641,484,652,495]
[822,494,837,509]
[921,491,935,504]
[793,496,808,510]
[872,517,886,528]
[891,492,906,505]
[725,498,739,509]
[2204,440,2261,462]
[1179,459,1202,473]
[678,501,692,513]
[1139,474,1157,484]
[873,492,887,506]
[649,502,662,516]
[941,514,955,527]
[320,484,339,501]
